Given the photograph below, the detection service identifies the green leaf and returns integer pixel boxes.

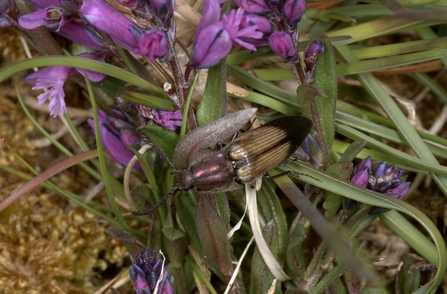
[0,56,164,95]
[338,140,367,163]
[337,46,447,76]
[307,36,337,151]
[117,91,175,110]
[323,162,353,219]
[195,193,233,282]
[288,162,446,293]
[139,125,180,164]
[197,62,227,126]
[131,185,154,211]
[257,180,288,254]
[250,220,281,294]
[285,223,306,276]
[175,191,203,254]
[162,227,186,241]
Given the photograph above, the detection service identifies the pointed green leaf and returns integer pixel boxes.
[197,62,227,126]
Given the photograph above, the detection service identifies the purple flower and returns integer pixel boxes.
[238,13,273,47]
[149,0,174,26]
[219,8,262,51]
[136,105,182,130]
[88,109,141,167]
[25,53,106,117]
[282,0,306,28]
[131,0,174,29]
[131,26,169,62]
[268,31,297,62]
[350,156,411,213]
[18,4,70,32]
[304,40,324,83]
[190,0,232,68]
[80,0,138,50]
[26,66,75,117]
[191,0,266,68]
[304,41,324,72]
[190,25,231,69]
[129,249,173,294]
[297,134,323,169]
[18,0,108,50]
[233,0,271,15]
[195,0,222,40]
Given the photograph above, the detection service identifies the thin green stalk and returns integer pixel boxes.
[63,112,91,152]
[16,89,102,181]
[180,70,200,137]
[86,76,145,239]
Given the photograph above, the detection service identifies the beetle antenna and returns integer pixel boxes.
[131,187,179,215]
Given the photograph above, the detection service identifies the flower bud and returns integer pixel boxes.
[282,0,306,28]
[131,26,169,62]
[190,25,232,69]
[268,31,297,62]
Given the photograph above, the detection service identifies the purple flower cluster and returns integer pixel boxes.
[17,0,309,119]
[87,104,182,167]
[15,0,310,167]
[18,0,171,59]
[19,0,108,51]
[129,248,173,294]
[190,0,307,68]
[18,0,172,117]
[136,105,182,131]
[350,156,411,213]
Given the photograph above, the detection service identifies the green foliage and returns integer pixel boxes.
[3,1,447,293]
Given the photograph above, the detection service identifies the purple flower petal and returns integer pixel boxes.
[57,22,109,51]
[304,40,324,72]
[88,116,136,165]
[356,156,372,172]
[18,9,53,30]
[233,0,271,15]
[132,28,169,62]
[268,31,297,61]
[149,0,174,25]
[195,0,222,42]
[25,66,76,117]
[372,162,387,184]
[350,167,370,189]
[80,0,138,50]
[282,0,306,27]
[190,25,231,69]
[220,8,262,51]
[390,182,410,199]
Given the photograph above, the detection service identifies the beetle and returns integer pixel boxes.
[132,109,312,215]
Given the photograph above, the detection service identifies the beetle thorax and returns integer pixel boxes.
[174,169,195,190]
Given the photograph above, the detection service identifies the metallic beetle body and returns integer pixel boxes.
[174,151,235,192]
[174,116,312,193]
[132,111,312,214]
